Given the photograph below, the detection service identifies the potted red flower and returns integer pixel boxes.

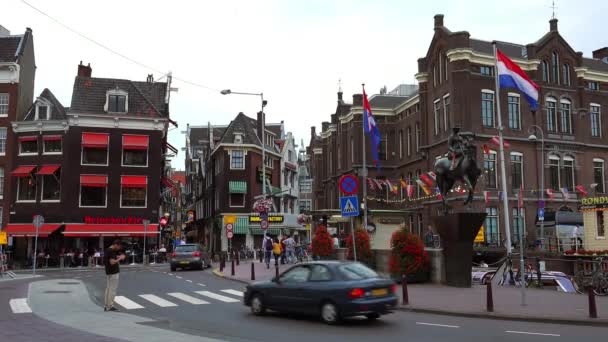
[388,225,430,283]
[346,228,373,265]
[312,225,334,259]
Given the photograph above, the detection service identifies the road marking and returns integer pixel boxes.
[175,276,183,279]
[167,292,209,305]
[195,291,240,303]
[415,322,460,328]
[9,298,32,314]
[221,289,244,297]
[168,273,174,276]
[505,331,560,337]
[139,294,178,307]
[197,283,206,287]
[186,279,193,283]
[114,296,144,310]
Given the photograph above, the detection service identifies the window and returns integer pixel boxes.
[36,105,48,120]
[43,137,62,154]
[548,155,560,190]
[434,100,441,135]
[82,133,109,165]
[234,133,243,144]
[415,169,422,197]
[562,156,575,191]
[229,193,245,207]
[338,263,378,280]
[480,66,494,76]
[0,167,3,198]
[17,176,36,202]
[284,170,289,186]
[438,53,443,83]
[588,81,599,91]
[337,146,341,169]
[546,98,557,132]
[230,150,245,169]
[552,52,560,84]
[0,93,8,115]
[443,95,450,131]
[80,176,107,207]
[417,213,423,237]
[562,64,571,86]
[415,123,420,152]
[541,60,549,82]
[485,207,499,245]
[433,65,437,87]
[300,179,312,193]
[350,137,354,163]
[121,176,147,208]
[591,105,601,137]
[560,100,572,134]
[378,134,387,160]
[597,211,606,238]
[108,94,127,113]
[122,135,148,167]
[19,138,38,155]
[511,153,523,190]
[279,266,311,283]
[299,199,312,212]
[0,128,6,154]
[484,151,497,189]
[508,94,521,130]
[482,91,495,127]
[265,156,273,168]
[512,208,525,243]
[310,265,332,281]
[288,150,293,162]
[407,127,412,156]
[594,159,605,193]
[399,130,403,159]
[444,54,449,81]
[42,173,60,201]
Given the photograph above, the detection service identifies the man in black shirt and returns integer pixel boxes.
[103,239,125,312]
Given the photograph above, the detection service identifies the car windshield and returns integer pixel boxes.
[338,263,378,280]
[175,245,197,252]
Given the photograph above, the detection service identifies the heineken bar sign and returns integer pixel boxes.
[580,196,608,210]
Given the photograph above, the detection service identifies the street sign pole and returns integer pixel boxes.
[350,216,357,262]
[32,215,44,275]
[142,220,150,265]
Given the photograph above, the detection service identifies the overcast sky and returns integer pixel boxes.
[2,0,607,169]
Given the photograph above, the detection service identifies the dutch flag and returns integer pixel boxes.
[496,49,540,110]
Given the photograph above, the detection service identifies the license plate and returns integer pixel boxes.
[371,288,388,296]
[180,261,189,265]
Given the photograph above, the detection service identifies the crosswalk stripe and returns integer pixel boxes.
[167,292,209,305]
[115,296,144,309]
[197,283,206,287]
[9,298,32,314]
[195,291,240,303]
[221,289,244,297]
[139,294,178,307]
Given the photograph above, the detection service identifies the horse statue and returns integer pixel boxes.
[434,129,482,213]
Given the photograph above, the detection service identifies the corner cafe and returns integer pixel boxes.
[220,213,304,251]
[579,196,608,251]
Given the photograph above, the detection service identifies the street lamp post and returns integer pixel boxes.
[528,125,545,250]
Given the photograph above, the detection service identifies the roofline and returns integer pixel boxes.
[14,34,25,58]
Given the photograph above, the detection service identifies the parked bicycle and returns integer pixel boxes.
[295,244,311,263]
[573,257,608,296]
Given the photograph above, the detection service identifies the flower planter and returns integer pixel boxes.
[392,268,430,284]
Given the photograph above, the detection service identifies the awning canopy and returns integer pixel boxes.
[63,224,159,237]
[121,175,147,188]
[82,133,109,148]
[229,181,247,194]
[12,165,36,177]
[43,135,62,141]
[18,136,37,142]
[250,228,282,235]
[81,175,108,187]
[37,164,60,175]
[123,135,149,150]
[5,224,61,237]
[230,217,249,234]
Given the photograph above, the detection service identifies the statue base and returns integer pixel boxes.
[432,212,486,287]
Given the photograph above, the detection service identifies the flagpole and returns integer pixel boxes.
[361,84,369,239]
[518,186,526,305]
[492,42,513,255]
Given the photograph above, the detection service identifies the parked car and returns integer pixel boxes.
[244,261,398,324]
[170,244,211,271]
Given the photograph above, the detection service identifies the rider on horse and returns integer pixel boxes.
[448,127,465,170]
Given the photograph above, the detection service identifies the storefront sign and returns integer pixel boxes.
[249,215,284,223]
[84,216,144,224]
[474,226,485,243]
[580,196,608,210]
[0,231,7,245]
[224,215,237,224]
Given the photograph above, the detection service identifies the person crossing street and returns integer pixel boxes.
[103,239,125,312]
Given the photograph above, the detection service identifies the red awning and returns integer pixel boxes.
[43,135,62,141]
[121,175,147,188]
[285,162,297,171]
[5,224,61,237]
[12,165,36,177]
[162,176,176,189]
[80,175,108,187]
[37,165,60,175]
[123,135,149,150]
[63,224,159,237]
[18,136,37,142]
[82,133,109,148]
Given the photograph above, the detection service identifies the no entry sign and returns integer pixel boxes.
[339,174,359,195]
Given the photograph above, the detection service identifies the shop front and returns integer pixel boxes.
[580,196,608,252]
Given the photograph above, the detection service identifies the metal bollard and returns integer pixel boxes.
[220,254,224,272]
[236,250,240,266]
[588,287,598,318]
[231,257,235,276]
[401,273,409,305]
[536,257,542,288]
[486,281,494,312]
[275,263,279,279]
[251,262,255,281]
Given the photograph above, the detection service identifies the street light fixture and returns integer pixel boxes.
[528,125,545,249]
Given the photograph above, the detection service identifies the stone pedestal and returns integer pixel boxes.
[433,212,486,287]
[425,248,445,284]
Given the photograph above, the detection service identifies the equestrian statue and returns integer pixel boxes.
[434,127,482,213]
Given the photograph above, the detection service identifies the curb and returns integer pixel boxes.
[212,269,225,278]
[211,268,254,286]
[397,306,607,327]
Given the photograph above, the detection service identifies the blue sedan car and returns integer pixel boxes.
[244,261,398,324]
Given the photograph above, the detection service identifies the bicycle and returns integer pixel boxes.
[573,257,608,296]
[295,244,311,263]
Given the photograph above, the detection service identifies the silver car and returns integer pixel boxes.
[170,244,211,271]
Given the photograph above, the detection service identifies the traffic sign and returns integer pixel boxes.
[340,196,360,217]
[159,217,168,226]
[538,200,545,209]
[339,174,359,195]
[226,231,234,239]
[538,208,545,221]
[224,215,237,224]
[260,219,269,230]
[225,223,234,232]
[33,215,44,229]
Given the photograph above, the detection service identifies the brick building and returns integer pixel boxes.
[308,15,608,250]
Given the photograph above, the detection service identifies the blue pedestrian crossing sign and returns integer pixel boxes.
[538,208,545,221]
[340,196,359,217]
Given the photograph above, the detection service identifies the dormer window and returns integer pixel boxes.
[234,133,243,144]
[105,88,128,113]
[36,105,48,120]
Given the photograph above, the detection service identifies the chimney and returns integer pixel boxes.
[0,25,10,36]
[257,111,265,143]
[352,94,363,106]
[146,74,154,83]
[321,121,329,132]
[310,126,316,138]
[77,61,92,78]
[593,47,608,60]
[434,14,444,28]
[549,18,558,32]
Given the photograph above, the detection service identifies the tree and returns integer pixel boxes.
[312,225,333,258]
[346,228,373,264]
[388,225,429,276]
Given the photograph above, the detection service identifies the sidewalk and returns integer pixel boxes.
[214,260,608,326]
[11,262,168,274]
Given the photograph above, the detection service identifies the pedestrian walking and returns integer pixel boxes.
[263,235,273,269]
[424,225,435,247]
[272,237,282,266]
[284,235,296,264]
[103,239,125,312]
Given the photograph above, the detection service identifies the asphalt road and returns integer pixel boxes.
[55,265,608,342]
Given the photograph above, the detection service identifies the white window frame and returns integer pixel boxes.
[0,127,7,156]
[560,98,572,134]
[562,155,575,189]
[399,130,403,159]
[229,192,246,208]
[119,177,148,208]
[230,149,245,170]
[234,133,243,144]
[510,151,524,189]
[42,137,63,155]
[41,172,61,203]
[596,211,606,239]
[548,154,561,189]
[16,176,37,203]
[443,94,450,132]
[0,93,8,117]
[433,99,441,135]
[265,155,273,169]
[593,158,605,193]
[104,88,128,113]
[299,199,312,212]
[81,146,109,166]
[0,167,3,199]
[546,97,558,132]
[121,136,149,168]
[507,92,521,130]
[590,103,602,138]
[485,150,498,188]
[79,183,108,208]
[481,89,495,128]
[19,138,39,156]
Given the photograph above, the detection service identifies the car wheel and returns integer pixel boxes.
[366,313,380,320]
[320,302,341,325]
[250,294,266,316]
